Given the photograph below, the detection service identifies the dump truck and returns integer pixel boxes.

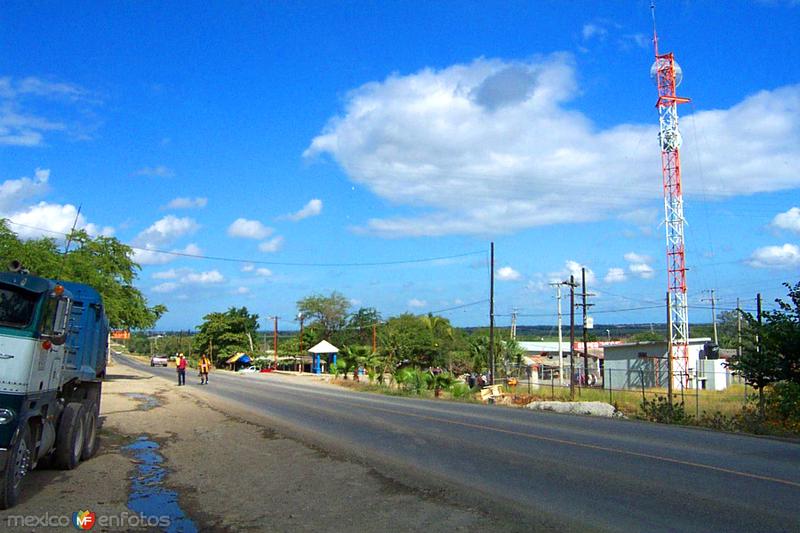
[0,263,108,508]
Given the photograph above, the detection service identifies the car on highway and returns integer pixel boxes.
[150,354,169,367]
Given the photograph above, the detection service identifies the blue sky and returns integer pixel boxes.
[1,1,798,331]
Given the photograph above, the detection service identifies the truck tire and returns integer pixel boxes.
[0,423,32,510]
[81,401,100,460]
[54,403,85,470]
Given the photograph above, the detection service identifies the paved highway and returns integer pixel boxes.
[118,355,800,532]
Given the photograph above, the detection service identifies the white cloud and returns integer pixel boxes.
[748,244,800,269]
[604,267,626,283]
[548,260,596,285]
[259,236,284,253]
[0,168,49,211]
[0,76,94,146]
[623,251,655,279]
[255,267,272,277]
[133,235,199,265]
[629,263,655,279]
[134,215,199,248]
[6,201,113,240]
[284,199,323,221]
[624,252,651,264]
[305,55,800,237]
[165,197,207,209]
[152,269,179,280]
[241,263,255,272]
[408,298,427,308]
[582,23,608,41]
[152,282,179,293]
[771,207,800,234]
[183,270,224,284]
[235,286,250,295]
[496,266,521,281]
[228,218,273,239]
[134,165,174,178]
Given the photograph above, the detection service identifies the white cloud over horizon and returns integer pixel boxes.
[748,243,800,269]
[305,55,800,238]
[283,199,323,221]
[134,165,174,178]
[165,197,208,210]
[0,169,114,239]
[131,215,200,265]
[259,236,284,253]
[771,207,800,234]
[604,267,626,283]
[0,76,94,146]
[497,266,521,281]
[228,218,273,239]
[408,298,427,308]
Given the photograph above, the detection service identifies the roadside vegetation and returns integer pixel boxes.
[0,220,166,329]
[121,283,799,437]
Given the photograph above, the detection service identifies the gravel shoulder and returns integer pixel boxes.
[1,358,490,532]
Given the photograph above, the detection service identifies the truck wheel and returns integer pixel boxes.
[0,423,32,510]
[81,401,100,460]
[54,403,85,470]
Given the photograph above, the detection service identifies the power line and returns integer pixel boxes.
[3,219,484,268]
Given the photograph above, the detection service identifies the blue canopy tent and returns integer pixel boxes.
[225,352,252,370]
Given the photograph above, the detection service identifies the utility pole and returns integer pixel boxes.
[736,297,742,358]
[372,323,377,353]
[550,282,565,386]
[510,309,517,340]
[567,275,577,400]
[701,290,719,344]
[756,293,762,353]
[667,292,673,405]
[489,242,495,385]
[577,267,595,387]
[297,313,305,373]
[273,316,279,367]
[298,313,305,352]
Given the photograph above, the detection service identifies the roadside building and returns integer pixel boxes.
[602,338,733,391]
[518,341,608,383]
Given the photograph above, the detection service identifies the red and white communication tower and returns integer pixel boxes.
[651,6,690,381]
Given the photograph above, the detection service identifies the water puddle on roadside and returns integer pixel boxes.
[122,392,161,411]
[124,436,198,533]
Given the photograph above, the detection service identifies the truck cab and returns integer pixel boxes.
[0,270,107,509]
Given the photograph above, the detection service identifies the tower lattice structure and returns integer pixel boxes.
[652,28,690,382]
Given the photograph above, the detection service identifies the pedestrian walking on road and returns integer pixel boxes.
[199,354,211,385]
[177,353,187,386]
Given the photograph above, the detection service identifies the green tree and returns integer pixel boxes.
[193,307,260,365]
[726,282,800,415]
[342,307,382,346]
[297,292,350,342]
[0,221,165,329]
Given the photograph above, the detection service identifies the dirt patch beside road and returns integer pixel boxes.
[2,359,489,532]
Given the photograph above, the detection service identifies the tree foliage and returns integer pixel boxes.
[726,282,800,415]
[297,291,350,342]
[193,307,259,364]
[0,221,165,329]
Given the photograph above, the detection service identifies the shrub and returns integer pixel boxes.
[640,396,694,424]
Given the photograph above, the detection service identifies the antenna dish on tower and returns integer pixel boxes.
[650,58,683,87]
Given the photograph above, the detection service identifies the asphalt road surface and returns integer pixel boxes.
[118,355,800,532]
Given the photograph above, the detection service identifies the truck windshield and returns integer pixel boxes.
[0,285,40,328]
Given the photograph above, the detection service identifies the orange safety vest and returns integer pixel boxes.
[199,357,211,372]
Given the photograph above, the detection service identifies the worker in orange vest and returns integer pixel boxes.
[199,354,211,385]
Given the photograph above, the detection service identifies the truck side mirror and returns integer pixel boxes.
[41,297,71,346]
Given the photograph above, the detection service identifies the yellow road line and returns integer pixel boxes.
[343,400,800,490]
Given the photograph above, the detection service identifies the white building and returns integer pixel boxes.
[602,338,732,391]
